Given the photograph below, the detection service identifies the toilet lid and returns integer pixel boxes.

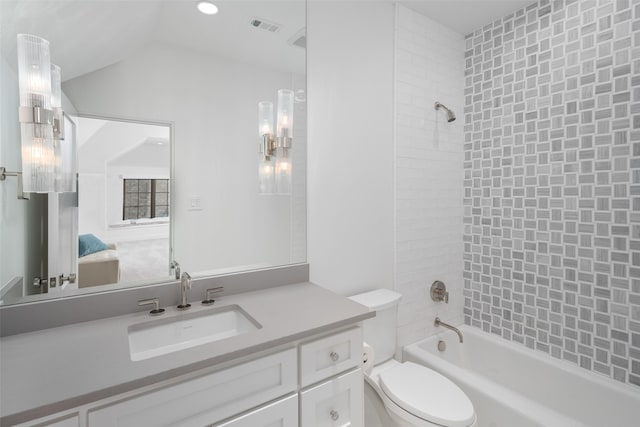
[379,362,475,427]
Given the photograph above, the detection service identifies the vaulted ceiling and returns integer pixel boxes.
[1,0,306,80]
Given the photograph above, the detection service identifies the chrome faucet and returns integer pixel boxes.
[177,272,191,310]
[434,317,463,343]
[170,260,181,280]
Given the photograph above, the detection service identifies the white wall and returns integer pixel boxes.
[394,5,465,348]
[307,1,395,296]
[307,2,465,352]
[64,42,305,275]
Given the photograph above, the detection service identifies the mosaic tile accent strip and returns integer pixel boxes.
[463,0,640,387]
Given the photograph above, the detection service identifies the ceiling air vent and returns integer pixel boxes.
[250,17,282,33]
[288,28,307,49]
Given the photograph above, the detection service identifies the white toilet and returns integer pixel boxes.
[349,289,477,427]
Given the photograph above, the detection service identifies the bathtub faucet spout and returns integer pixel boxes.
[434,317,463,343]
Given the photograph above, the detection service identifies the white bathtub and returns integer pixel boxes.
[404,325,640,427]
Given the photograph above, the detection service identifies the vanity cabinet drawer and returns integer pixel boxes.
[87,348,297,427]
[213,393,298,427]
[300,368,363,427]
[300,327,362,387]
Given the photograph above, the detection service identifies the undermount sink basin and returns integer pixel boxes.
[128,305,261,361]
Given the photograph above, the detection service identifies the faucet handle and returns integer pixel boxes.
[430,280,449,304]
[138,298,165,316]
[170,260,181,280]
[181,271,192,288]
[202,287,224,305]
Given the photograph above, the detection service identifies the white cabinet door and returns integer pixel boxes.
[88,349,297,427]
[214,394,298,427]
[300,369,364,427]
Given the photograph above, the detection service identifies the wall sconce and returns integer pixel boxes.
[1,34,75,199]
[258,89,294,194]
[50,63,75,193]
[258,101,276,193]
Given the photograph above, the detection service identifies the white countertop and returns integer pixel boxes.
[0,282,373,424]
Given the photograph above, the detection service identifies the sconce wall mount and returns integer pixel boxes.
[0,167,29,200]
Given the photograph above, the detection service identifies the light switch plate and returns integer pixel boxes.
[188,196,202,211]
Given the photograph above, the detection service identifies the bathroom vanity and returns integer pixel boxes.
[0,283,373,427]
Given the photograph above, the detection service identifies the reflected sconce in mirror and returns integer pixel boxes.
[258,101,275,193]
[1,34,75,199]
[50,63,75,193]
[258,89,294,194]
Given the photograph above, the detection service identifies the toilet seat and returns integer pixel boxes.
[378,362,475,427]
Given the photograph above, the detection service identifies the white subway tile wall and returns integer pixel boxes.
[395,5,466,352]
[463,0,640,387]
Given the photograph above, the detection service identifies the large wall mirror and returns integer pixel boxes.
[0,0,307,306]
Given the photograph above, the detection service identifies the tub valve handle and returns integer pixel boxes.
[431,280,449,303]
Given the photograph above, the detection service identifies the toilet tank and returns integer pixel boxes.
[349,289,402,363]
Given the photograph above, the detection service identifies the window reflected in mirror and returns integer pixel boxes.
[123,178,170,220]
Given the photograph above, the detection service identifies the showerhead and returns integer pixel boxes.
[434,101,456,122]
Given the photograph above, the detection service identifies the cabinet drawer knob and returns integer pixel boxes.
[329,351,340,362]
[330,410,340,421]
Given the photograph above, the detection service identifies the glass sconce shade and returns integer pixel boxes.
[50,64,62,109]
[17,34,52,109]
[257,90,293,194]
[258,101,274,136]
[18,34,56,193]
[50,64,74,192]
[275,148,291,194]
[50,64,64,137]
[56,118,76,192]
[21,123,55,192]
[258,155,275,194]
[53,139,63,190]
[276,89,294,137]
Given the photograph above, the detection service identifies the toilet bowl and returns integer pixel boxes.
[366,359,476,427]
[350,289,477,427]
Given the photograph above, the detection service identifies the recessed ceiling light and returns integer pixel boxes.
[197,1,218,15]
